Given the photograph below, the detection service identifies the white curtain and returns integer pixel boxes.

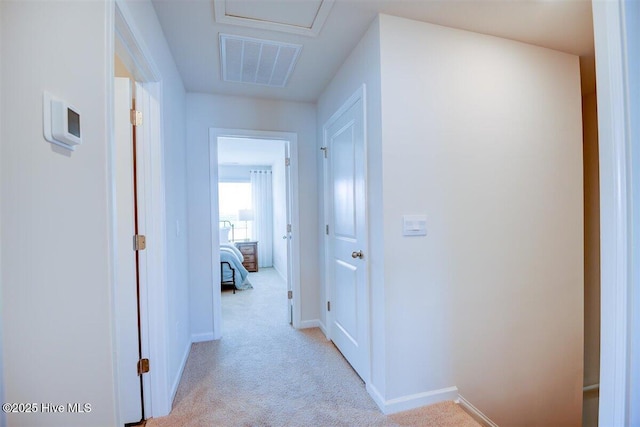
[250,169,273,267]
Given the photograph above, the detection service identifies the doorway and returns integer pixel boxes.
[209,129,301,338]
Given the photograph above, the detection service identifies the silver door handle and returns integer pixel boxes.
[282,235,288,239]
[351,250,364,259]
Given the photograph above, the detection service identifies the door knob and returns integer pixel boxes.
[351,250,364,259]
[282,235,288,239]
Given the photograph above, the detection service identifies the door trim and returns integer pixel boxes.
[322,85,371,383]
[592,0,638,424]
[110,0,170,420]
[209,128,301,337]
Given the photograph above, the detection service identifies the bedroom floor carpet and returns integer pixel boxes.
[146,268,480,427]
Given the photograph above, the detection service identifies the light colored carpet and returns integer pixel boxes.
[147,268,480,427]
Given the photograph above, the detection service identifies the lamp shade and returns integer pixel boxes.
[238,209,254,221]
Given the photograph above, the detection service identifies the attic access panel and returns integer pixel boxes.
[214,0,334,37]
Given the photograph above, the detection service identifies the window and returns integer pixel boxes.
[218,182,252,241]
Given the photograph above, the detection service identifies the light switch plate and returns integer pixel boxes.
[403,215,427,236]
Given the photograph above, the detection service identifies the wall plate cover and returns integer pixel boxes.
[403,215,427,236]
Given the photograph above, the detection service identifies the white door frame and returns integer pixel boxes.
[592,0,639,425]
[209,128,301,338]
[322,85,371,384]
[108,0,171,421]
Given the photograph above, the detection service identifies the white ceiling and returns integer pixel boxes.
[152,0,594,103]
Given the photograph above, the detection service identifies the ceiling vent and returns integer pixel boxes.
[220,34,302,88]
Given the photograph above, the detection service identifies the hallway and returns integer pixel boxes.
[146,268,479,426]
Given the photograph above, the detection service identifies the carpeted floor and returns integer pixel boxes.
[146,268,480,427]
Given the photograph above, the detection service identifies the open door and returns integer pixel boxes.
[114,2,170,418]
[284,142,294,324]
[114,77,143,423]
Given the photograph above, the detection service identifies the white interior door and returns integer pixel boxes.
[284,142,294,324]
[325,88,369,381]
[114,77,142,423]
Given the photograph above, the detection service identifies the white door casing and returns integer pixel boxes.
[114,77,142,423]
[592,0,640,424]
[324,86,370,382]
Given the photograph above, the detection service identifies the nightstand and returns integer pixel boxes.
[234,241,258,272]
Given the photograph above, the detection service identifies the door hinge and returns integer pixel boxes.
[137,358,150,375]
[287,224,292,233]
[320,146,328,158]
[133,234,146,251]
[288,290,293,300]
[327,301,331,311]
[130,109,143,126]
[285,157,291,166]
[325,224,329,235]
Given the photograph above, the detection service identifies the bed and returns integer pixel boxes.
[220,243,252,293]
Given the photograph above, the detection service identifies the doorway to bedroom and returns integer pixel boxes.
[210,129,301,335]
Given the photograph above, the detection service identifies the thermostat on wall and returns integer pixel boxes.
[43,92,82,151]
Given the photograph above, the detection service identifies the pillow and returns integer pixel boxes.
[220,227,230,244]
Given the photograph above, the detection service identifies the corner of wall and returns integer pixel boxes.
[456,395,499,427]
[191,332,215,343]
[298,319,325,333]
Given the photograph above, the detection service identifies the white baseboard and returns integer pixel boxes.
[367,385,459,414]
[457,395,498,427]
[191,332,214,343]
[298,319,320,329]
[170,340,191,403]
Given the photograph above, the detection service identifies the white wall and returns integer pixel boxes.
[319,14,583,423]
[218,165,254,182]
[186,94,317,338]
[377,15,583,425]
[1,2,117,425]
[317,17,385,398]
[123,0,190,403]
